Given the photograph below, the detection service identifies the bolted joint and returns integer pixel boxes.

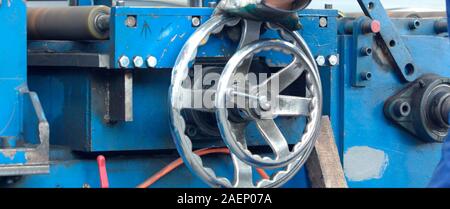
[328,55,339,66]
[133,56,144,68]
[360,72,373,81]
[409,19,421,30]
[118,56,130,68]
[315,55,326,66]
[360,47,373,56]
[146,56,158,68]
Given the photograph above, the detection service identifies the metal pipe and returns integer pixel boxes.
[28,6,111,40]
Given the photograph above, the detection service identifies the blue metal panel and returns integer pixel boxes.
[0,0,26,141]
[28,9,339,152]
[448,0,450,36]
[14,4,450,188]
[337,26,450,187]
[2,148,309,188]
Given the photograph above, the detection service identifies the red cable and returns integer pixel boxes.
[137,148,269,188]
[97,155,109,188]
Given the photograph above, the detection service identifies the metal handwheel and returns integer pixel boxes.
[169,15,322,187]
[216,39,322,168]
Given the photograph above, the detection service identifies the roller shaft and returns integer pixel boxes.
[28,6,111,40]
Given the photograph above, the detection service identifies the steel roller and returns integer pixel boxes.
[27,6,110,40]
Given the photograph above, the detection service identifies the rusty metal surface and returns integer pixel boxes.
[28,6,110,40]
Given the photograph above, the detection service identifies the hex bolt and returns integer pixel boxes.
[192,17,201,27]
[360,72,372,81]
[409,19,421,30]
[319,17,328,28]
[328,55,339,66]
[133,56,144,68]
[146,56,158,68]
[316,55,326,66]
[360,47,373,56]
[118,56,130,68]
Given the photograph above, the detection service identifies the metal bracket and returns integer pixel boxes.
[0,91,49,176]
[384,74,450,143]
[351,17,375,87]
[358,0,419,82]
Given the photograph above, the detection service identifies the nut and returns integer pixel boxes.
[118,56,130,68]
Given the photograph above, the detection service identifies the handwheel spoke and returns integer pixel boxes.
[179,88,217,111]
[256,119,291,158]
[226,89,259,109]
[274,95,312,116]
[230,123,254,187]
[236,20,263,75]
[232,154,254,187]
[256,58,305,93]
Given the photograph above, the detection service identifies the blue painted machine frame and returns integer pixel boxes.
[0,0,449,188]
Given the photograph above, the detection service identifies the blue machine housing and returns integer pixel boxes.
[0,0,449,188]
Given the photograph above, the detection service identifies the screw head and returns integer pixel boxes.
[192,17,201,27]
[133,56,144,68]
[118,56,130,68]
[328,55,339,66]
[146,56,158,68]
[125,15,137,27]
[316,55,326,66]
[319,17,328,28]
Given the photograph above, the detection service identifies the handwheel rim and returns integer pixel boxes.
[170,15,322,188]
[215,39,322,168]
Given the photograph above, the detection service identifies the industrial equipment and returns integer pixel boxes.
[0,0,448,188]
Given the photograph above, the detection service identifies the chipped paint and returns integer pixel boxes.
[344,146,389,182]
[1,149,17,160]
[158,23,173,41]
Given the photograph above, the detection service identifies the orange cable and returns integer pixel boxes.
[137,148,269,188]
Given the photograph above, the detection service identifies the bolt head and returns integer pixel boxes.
[316,55,326,66]
[125,15,137,27]
[319,17,328,28]
[118,56,130,68]
[192,17,201,27]
[328,55,339,66]
[133,56,144,68]
[147,56,158,68]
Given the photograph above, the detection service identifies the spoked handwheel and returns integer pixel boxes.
[216,39,322,169]
[169,15,322,188]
